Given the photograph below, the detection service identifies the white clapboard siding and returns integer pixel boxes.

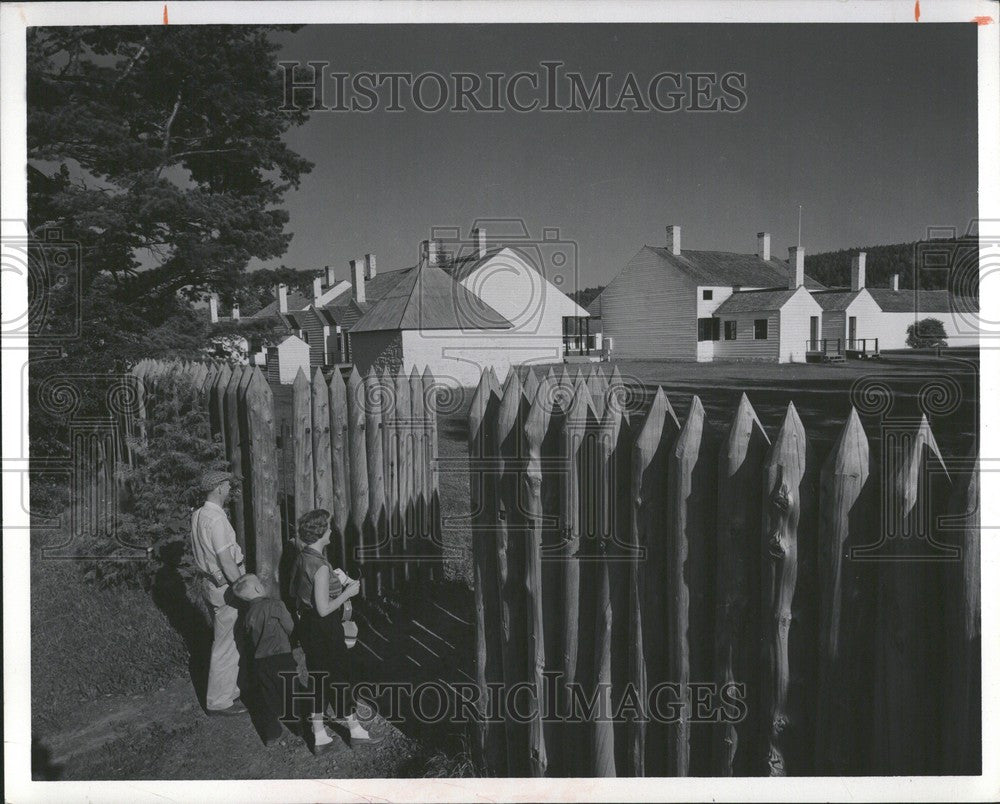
[778,287,824,362]
[714,311,779,361]
[599,246,698,360]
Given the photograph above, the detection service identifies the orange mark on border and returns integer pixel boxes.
[163,4,169,24]
[914,0,920,22]
[972,16,993,25]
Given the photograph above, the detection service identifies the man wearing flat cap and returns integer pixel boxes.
[191,469,248,716]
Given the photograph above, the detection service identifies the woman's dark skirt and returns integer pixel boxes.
[297,607,355,718]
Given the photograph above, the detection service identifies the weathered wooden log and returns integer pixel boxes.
[558,380,598,776]
[944,446,980,774]
[522,366,539,402]
[379,370,399,589]
[364,368,386,597]
[292,368,315,531]
[633,387,680,776]
[469,368,506,774]
[591,392,627,778]
[664,394,709,776]
[423,366,440,580]
[328,370,350,570]
[209,363,232,452]
[713,393,768,776]
[410,367,427,580]
[815,407,869,773]
[223,366,248,552]
[394,371,412,582]
[522,373,551,777]
[760,402,806,776]
[347,367,370,592]
[244,368,281,596]
[623,390,668,777]
[873,415,952,775]
[312,367,334,512]
[495,368,530,776]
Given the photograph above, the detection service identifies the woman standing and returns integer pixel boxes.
[290,508,376,752]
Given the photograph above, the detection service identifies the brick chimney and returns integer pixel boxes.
[472,227,487,259]
[209,294,219,324]
[313,276,323,302]
[350,258,365,303]
[851,252,867,292]
[325,264,336,287]
[788,246,805,289]
[277,284,288,314]
[666,224,681,256]
[757,232,771,262]
[364,253,377,280]
[421,239,441,266]
[891,272,900,292]
[231,303,240,321]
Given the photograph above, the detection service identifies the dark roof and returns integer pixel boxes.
[810,288,863,311]
[322,298,370,329]
[644,246,825,290]
[351,260,513,333]
[713,287,800,314]
[252,291,311,319]
[359,267,416,302]
[868,288,977,313]
[444,246,507,282]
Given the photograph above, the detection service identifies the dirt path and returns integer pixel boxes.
[33,581,476,781]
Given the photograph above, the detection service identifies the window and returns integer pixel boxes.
[754,319,768,340]
[724,320,737,340]
[300,330,309,344]
[697,317,720,342]
[702,289,714,300]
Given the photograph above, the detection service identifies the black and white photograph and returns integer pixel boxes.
[2,1,997,800]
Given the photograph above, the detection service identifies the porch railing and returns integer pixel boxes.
[806,338,843,354]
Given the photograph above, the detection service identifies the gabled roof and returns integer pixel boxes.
[321,298,370,329]
[444,246,507,282]
[644,246,825,290]
[867,288,977,313]
[351,259,513,333]
[252,291,311,319]
[713,287,803,314]
[810,288,864,311]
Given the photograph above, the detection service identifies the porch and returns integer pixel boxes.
[805,338,880,362]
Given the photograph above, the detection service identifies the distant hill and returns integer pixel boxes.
[569,286,605,309]
[805,238,978,294]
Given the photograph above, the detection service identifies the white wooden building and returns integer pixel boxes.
[265,334,310,385]
[596,226,825,362]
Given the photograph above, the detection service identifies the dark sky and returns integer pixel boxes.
[259,23,979,289]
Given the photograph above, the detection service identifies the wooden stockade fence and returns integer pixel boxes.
[469,365,980,778]
[127,359,442,600]
[128,358,282,594]
[288,365,441,597]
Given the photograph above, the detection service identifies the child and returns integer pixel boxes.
[290,508,378,753]
[232,573,298,747]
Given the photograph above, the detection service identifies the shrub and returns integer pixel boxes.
[906,318,948,349]
[81,376,228,601]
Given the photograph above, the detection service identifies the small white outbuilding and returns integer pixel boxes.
[265,334,310,385]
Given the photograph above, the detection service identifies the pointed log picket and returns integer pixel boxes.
[312,367,334,512]
[328,370,350,567]
[469,368,507,774]
[815,408,869,773]
[410,367,428,579]
[394,371,412,581]
[713,393,769,776]
[522,375,551,777]
[760,402,806,777]
[292,368,314,528]
[245,368,281,596]
[495,368,530,776]
[223,366,248,552]
[380,370,399,589]
[347,368,369,589]
[364,369,386,596]
[423,366,440,579]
